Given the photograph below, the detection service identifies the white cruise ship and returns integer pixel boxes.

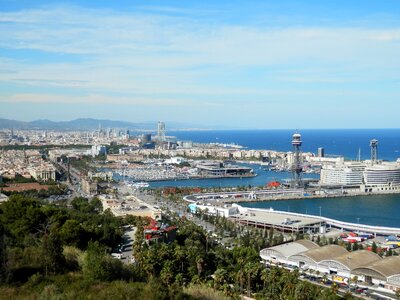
[364,163,400,185]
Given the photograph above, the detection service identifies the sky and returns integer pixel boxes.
[0,0,400,129]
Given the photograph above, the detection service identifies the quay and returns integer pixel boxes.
[184,192,400,236]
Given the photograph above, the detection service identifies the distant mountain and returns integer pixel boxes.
[0,118,213,131]
[0,118,28,129]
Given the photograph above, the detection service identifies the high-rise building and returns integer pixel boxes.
[157,121,166,142]
[317,147,325,158]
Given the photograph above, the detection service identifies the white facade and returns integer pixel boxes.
[189,203,239,218]
[28,165,56,181]
[364,163,400,185]
[320,163,364,186]
[91,145,107,157]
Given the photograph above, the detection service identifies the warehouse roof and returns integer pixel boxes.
[293,244,348,263]
[353,256,400,280]
[324,250,382,271]
[260,240,319,258]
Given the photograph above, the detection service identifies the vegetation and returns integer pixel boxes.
[0,175,37,185]
[0,194,353,299]
[1,184,68,199]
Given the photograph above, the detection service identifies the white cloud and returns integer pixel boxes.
[0,93,194,106]
[0,5,400,106]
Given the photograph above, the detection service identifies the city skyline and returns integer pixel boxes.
[1,1,400,129]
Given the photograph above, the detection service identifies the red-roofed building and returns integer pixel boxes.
[144,218,177,244]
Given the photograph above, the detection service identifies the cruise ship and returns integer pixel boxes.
[319,139,400,193]
[363,163,400,185]
[362,163,400,193]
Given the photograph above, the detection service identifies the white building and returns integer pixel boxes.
[91,145,107,157]
[261,241,400,291]
[28,164,56,181]
[320,163,364,186]
[188,203,239,218]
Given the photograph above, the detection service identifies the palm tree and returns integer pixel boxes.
[213,268,228,290]
[173,244,185,273]
[351,275,358,288]
[160,260,174,286]
[244,261,259,297]
[294,280,313,300]
[395,288,400,300]
[196,256,204,277]
[260,268,269,290]
[322,274,328,284]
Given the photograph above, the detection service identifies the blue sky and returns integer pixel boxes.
[0,0,400,129]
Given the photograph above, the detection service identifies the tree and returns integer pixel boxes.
[41,233,65,275]
[160,260,174,286]
[82,241,125,281]
[260,267,269,290]
[372,242,378,253]
[244,261,259,297]
[173,244,186,274]
[294,280,315,300]
[0,195,45,244]
[213,268,228,290]
[196,256,204,277]
[59,219,85,248]
[0,223,6,283]
[353,242,360,251]
[351,275,358,287]
[395,288,400,300]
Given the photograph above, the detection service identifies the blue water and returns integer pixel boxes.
[168,129,400,161]
[240,194,400,228]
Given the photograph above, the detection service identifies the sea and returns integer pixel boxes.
[143,129,400,227]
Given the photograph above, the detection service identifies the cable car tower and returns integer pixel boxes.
[291,133,303,188]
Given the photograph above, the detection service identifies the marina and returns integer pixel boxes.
[113,163,282,188]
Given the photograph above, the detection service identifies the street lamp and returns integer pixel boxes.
[319,206,322,217]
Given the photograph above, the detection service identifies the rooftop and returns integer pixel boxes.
[261,240,319,258]
[295,244,349,263]
[327,250,382,271]
[353,256,400,279]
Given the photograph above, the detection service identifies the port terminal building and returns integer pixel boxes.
[230,209,326,234]
[195,161,255,177]
[260,241,400,292]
